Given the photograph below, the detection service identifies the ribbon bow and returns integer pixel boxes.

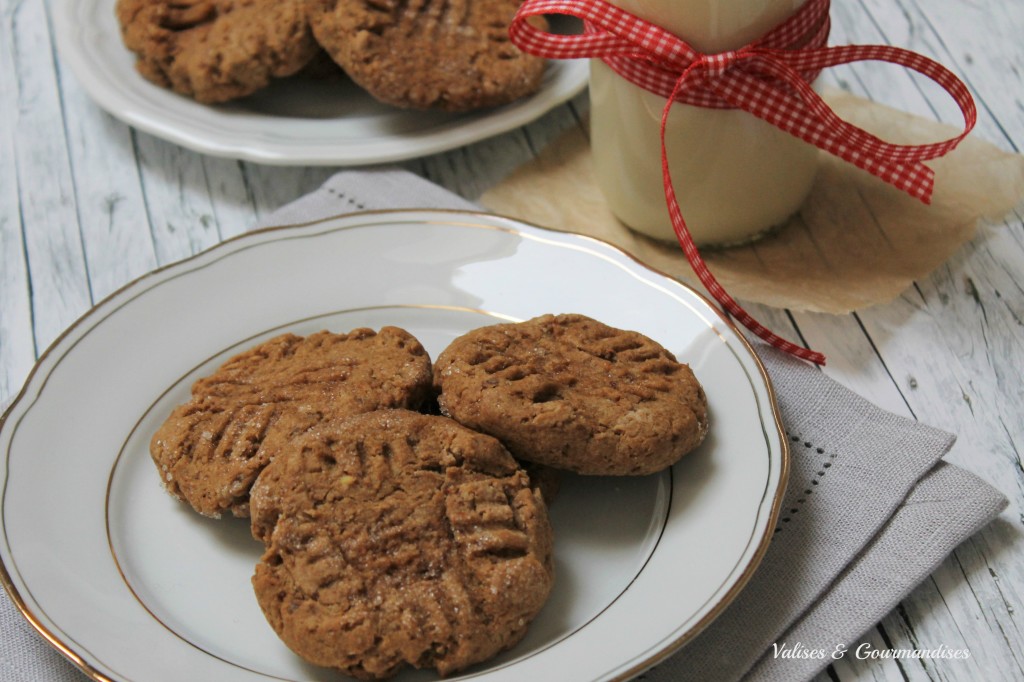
[510,0,977,364]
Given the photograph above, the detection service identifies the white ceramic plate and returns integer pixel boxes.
[0,211,787,682]
[52,0,588,165]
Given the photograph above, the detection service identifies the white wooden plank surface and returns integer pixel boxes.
[1,0,1021,680]
[8,0,92,354]
[57,61,158,302]
[809,2,1024,680]
[0,5,36,405]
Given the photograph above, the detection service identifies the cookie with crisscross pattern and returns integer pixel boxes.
[434,314,709,475]
[249,409,554,679]
[307,0,546,111]
[150,327,433,518]
[116,0,319,102]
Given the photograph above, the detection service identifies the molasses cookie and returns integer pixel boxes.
[150,328,432,518]
[307,0,546,111]
[115,0,319,103]
[250,409,554,680]
[434,314,709,476]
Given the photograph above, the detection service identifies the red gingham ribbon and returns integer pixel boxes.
[510,0,977,364]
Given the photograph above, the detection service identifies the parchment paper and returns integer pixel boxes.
[481,88,1024,313]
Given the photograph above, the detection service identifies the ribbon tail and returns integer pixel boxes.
[660,74,827,365]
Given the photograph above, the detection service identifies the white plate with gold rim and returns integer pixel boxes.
[53,0,588,165]
[0,210,787,682]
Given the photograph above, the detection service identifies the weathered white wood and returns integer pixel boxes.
[192,155,263,241]
[870,0,1024,152]
[53,50,159,302]
[821,263,1024,682]
[238,163,337,228]
[776,3,1024,681]
[419,97,588,201]
[132,132,232,265]
[932,532,1024,680]
[854,279,1024,668]
[9,0,92,354]
[827,1,961,127]
[790,310,915,419]
[419,129,539,201]
[0,2,36,405]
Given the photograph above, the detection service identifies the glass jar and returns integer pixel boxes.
[590,0,820,246]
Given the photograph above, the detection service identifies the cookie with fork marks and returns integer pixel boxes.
[116,0,319,102]
[249,409,554,679]
[307,0,547,111]
[434,314,710,475]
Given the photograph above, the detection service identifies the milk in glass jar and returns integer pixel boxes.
[590,0,820,246]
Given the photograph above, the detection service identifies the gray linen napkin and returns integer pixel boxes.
[256,168,1008,682]
[644,348,1007,682]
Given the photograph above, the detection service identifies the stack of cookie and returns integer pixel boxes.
[150,314,708,679]
[115,0,547,110]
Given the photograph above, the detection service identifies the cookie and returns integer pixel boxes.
[433,314,709,476]
[115,0,319,103]
[307,0,547,111]
[250,409,554,680]
[150,328,432,518]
